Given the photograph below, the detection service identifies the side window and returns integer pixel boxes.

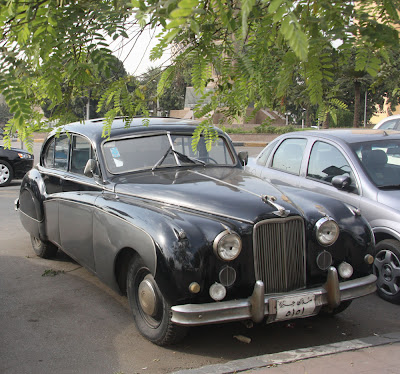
[54,135,69,171]
[271,138,307,175]
[71,136,93,175]
[257,140,278,166]
[307,141,357,191]
[43,139,55,168]
[379,119,398,130]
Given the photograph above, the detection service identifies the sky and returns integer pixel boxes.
[111,26,171,77]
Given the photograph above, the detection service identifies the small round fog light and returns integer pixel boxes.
[364,254,374,265]
[189,282,201,294]
[338,262,353,279]
[209,283,226,301]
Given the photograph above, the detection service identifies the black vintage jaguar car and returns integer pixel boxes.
[16,117,376,345]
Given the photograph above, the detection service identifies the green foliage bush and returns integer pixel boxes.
[334,109,354,128]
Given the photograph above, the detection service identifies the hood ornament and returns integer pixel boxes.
[261,195,290,218]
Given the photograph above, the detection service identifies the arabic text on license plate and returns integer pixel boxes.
[275,294,316,321]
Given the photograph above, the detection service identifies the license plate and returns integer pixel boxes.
[275,294,316,321]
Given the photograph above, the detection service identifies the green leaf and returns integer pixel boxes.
[268,0,286,14]
[170,8,192,18]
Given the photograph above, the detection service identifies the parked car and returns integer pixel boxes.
[247,129,400,304]
[16,118,376,345]
[373,114,400,131]
[0,145,34,186]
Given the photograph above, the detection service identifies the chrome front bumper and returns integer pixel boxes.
[171,267,377,326]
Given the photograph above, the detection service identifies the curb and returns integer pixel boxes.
[171,332,400,374]
[233,141,267,147]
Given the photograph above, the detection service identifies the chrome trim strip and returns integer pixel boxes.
[171,273,377,326]
[107,191,255,224]
[18,208,44,223]
[43,196,157,275]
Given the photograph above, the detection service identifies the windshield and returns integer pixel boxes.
[351,139,400,188]
[103,133,235,174]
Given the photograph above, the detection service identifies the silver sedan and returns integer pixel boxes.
[246,129,400,304]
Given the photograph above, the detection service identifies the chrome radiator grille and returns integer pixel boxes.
[253,217,306,294]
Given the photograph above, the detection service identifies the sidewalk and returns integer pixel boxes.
[172,332,400,374]
[248,342,400,373]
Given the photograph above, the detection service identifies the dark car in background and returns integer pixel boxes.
[0,144,34,186]
[16,118,376,345]
[247,129,400,304]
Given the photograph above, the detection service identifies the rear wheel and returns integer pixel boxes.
[126,256,187,345]
[30,235,58,259]
[373,239,400,304]
[0,160,13,187]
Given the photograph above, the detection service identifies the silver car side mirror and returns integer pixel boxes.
[84,159,97,177]
[238,151,248,166]
[332,174,351,191]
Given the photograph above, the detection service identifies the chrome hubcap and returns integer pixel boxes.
[383,265,393,281]
[138,275,158,317]
[0,164,10,184]
[374,249,400,296]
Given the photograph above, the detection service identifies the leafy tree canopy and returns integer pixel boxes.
[1,0,400,149]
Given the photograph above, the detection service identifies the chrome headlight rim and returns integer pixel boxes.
[315,216,339,246]
[213,230,242,261]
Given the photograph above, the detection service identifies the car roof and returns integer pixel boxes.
[48,117,224,144]
[284,128,400,145]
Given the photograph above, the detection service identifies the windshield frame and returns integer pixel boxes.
[101,131,237,175]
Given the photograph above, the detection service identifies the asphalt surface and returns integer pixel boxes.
[1,140,400,374]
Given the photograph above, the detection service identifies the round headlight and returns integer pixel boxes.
[315,217,339,246]
[213,230,242,261]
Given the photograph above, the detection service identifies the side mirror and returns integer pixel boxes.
[84,159,97,177]
[238,151,249,166]
[332,174,352,191]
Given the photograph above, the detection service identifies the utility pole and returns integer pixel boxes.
[363,90,367,128]
[86,90,90,120]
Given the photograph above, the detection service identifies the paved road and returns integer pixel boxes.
[1,141,400,374]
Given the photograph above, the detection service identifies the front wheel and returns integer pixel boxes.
[373,239,400,304]
[126,256,187,345]
[31,235,58,259]
[0,160,13,187]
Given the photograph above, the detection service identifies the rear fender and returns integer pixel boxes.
[18,168,47,239]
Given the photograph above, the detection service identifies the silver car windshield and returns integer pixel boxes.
[351,139,400,188]
[103,133,235,174]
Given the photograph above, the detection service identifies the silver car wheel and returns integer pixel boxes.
[0,162,11,185]
[374,249,400,297]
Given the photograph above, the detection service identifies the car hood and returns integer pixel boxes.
[0,145,31,154]
[112,168,337,223]
[112,167,313,223]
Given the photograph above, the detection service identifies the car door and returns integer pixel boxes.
[300,140,362,208]
[58,134,100,271]
[259,137,308,187]
[40,134,70,246]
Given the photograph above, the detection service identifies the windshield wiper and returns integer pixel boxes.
[172,149,206,166]
[152,146,172,171]
[152,147,206,171]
